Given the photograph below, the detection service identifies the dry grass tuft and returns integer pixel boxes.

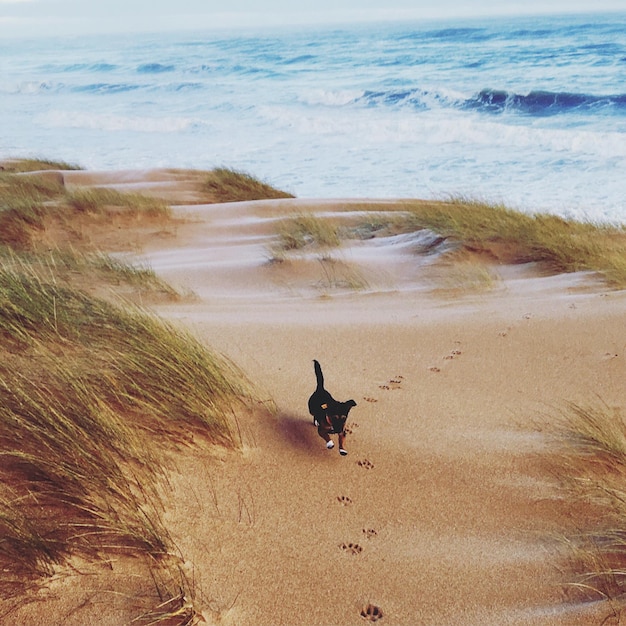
[547,401,626,615]
[2,170,170,251]
[428,254,501,296]
[267,212,368,292]
[1,158,83,173]
[0,172,65,248]
[201,167,294,203]
[272,212,340,254]
[67,187,170,217]
[316,255,368,292]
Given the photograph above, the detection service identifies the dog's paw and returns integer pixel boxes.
[340,542,362,555]
[360,603,383,622]
[337,495,353,506]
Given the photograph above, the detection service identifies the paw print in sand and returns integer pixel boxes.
[379,375,404,390]
[357,458,374,470]
[363,397,378,403]
[337,495,353,506]
[362,528,378,539]
[361,603,383,622]
[340,542,362,555]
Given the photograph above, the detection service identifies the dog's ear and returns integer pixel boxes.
[348,399,357,407]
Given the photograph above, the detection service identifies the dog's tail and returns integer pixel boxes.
[313,359,324,391]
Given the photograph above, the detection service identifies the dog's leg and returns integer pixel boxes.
[317,425,334,449]
[338,431,347,456]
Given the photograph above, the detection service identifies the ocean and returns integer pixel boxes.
[1,12,625,223]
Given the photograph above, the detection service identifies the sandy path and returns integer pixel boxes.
[131,198,626,625]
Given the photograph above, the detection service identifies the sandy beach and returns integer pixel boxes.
[8,168,626,625]
[118,170,626,625]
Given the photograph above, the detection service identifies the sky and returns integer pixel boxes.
[1,0,625,38]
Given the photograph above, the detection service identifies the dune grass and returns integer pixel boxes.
[67,187,171,217]
[316,255,368,292]
[1,158,83,172]
[201,167,294,203]
[548,401,626,612]
[272,212,341,254]
[0,261,261,626]
[0,163,272,621]
[0,172,65,248]
[267,213,368,291]
[0,171,65,200]
[2,170,175,250]
[428,256,501,295]
[0,261,256,594]
[403,197,626,287]
[0,247,180,303]
[269,198,626,288]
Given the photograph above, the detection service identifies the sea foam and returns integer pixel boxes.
[1,12,625,222]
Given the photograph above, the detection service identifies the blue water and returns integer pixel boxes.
[1,12,626,222]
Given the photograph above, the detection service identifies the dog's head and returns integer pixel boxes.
[325,399,357,433]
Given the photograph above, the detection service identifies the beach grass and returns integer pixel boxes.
[403,197,626,287]
[201,167,295,203]
[0,172,62,248]
[428,255,501,295]
[315,255,368,292]
[547,402,626,608]
[267,213,368,291]
[2,170,173,250]
[0,164,272,621]
[0,258,260,624]
[273,212,341,253]
[0,260,256,592]
[0,158,83,172]
[279,198,626,288]
[0,170,65,200]
[66,187,171,217]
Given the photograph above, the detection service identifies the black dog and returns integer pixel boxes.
[308,360,356,456]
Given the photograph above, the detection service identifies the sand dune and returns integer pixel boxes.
[8,167,623,624]
[123,193,625,625]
